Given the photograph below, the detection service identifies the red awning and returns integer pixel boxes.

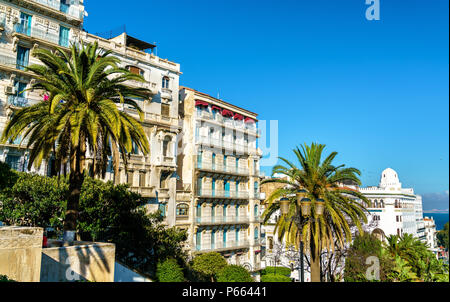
[211,105,222,112]
[195,100,209,107]
[234,113,244,120]
[222,109,234,117]
[244,117,255,123]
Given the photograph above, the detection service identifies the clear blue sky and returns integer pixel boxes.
[84,0,449,211]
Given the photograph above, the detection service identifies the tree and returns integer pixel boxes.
[384,234,448,282]
[261,143,369,281]
[0,42,151,238]
[0,172,67,230]
[0,170,188,278]
[437,222,449,250]
[156,258,185,282]
[0,161,18,191]
[192,252,228,282]
[216,265,253,282]
[344,232,394,282]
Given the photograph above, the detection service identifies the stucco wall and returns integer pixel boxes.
[0,226,43,282]
[40,240,115,282]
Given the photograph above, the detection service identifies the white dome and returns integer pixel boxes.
[379,168,401,189]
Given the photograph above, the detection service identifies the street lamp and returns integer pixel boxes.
[315,199,325,216]
[279,197,290,215]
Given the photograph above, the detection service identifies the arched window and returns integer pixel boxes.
[254,204,259,218]
[374,199,378,208]
[162,76,170,89]
[380,200,384,208]
[176,203,189,216]
[163,135,172,157]
[254,227,259,240]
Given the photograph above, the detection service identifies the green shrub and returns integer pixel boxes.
[217,265,253,282]
[192,252,228,282]
[261,266,291,277]
[260,274,291,282]
[0,275,16,282]
[0,162,18,191]
[156,258,185,282]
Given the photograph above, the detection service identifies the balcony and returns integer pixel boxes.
[197,161,249,176]
[197,189,249,199]
[13,24,73,49]
[7,95,31,108]
[195,216,250,225]
[126,79,158,95]
[195,135,257,155]
[28,0,83,20]
[196,240,250,252]
[161,88,172,99]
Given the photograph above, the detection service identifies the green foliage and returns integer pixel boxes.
[260,274,291,282]
[156,258,185,282]
[344,232,449,282]
[0,170,188,278]
[216,265,253,282]
[0,161,18,191]
[261,266,291,277]
[192,252,228,282]
[437,222,449,250]
[0,275,16,282]
[344,232,394,282]
[0,172,67,232]
[261,143,370,282]
[0,42,152,231]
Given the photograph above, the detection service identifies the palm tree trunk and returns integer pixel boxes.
[63,140,86,238]
[310,239,321,282]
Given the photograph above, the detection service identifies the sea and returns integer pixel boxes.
[423,213,449,231]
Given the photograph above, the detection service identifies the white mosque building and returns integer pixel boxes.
[359,168,427,243]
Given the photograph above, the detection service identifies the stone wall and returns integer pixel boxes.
[40,240,116,282]
[0,226,43,282]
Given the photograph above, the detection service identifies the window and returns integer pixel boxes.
[16,46,30,70]
[59,26,70,47]
[127,171,134,185]
[139,171,146,187]
[162,76,170,89]
[176,204,189,216]
[60,0,70,13]
[196,230,201,250]
[5,155,21,171]
[17,12,32,36]
[162,136,172,157]
[128,66,144,76]
[161,103,170,117]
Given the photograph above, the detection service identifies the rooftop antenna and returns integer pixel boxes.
[217,91,220,99]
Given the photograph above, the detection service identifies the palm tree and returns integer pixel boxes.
[261,143,370,281]
[0,42,151,239]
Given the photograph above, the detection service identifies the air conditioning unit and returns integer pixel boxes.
[4,85,16,95]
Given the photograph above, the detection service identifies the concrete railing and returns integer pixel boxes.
[195,216,250,225]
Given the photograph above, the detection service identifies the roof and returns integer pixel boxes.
[180,86,258,118]
[126,35,156,50]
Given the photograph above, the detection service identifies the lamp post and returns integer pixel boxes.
[278,190,326,282]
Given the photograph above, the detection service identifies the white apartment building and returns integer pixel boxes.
[0,0,183,227]
[423,216,438,252]
[80,31,182,227]
[177,87,264,273]
[1,0,85,174]
[360,168,426,242]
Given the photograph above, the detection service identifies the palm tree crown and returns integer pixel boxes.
[1,42,151,232]
[261,143,370,281]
